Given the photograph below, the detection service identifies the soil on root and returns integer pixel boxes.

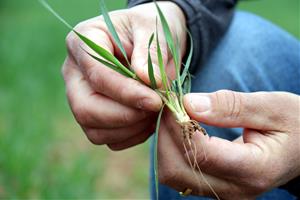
[180,120,207,140]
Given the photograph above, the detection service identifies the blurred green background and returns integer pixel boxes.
[0,0,299,199]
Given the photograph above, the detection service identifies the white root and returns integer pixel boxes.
[180,120,220,200]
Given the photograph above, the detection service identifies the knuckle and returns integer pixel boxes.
[107,144,124,151]
[73,21,88,32]
[65,21,88,52]
[61,58,74,80]
[139,132,151,144]
[118,111,134,125]
[85,130,106,145]
[65,31,77,53]
[117,79,138,102]
[72,103,90,127]
[65,31,75,46]
[87,69,106,93]
[61,63,67,78]
[116,80,130,103]
[61,61,68,80]
[214,90,243,119]
[160,48,169,61]
[149,45,168,62]
[148,45,158,56]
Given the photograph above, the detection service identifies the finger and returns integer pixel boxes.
[129,1,187,86]
[162,110,262,183]
[162,110,206,154]
[185,128,262,181]
[107,124,155,151]
[131,27,169,87]
[184,90,298,131]
[83,117,156,145]
[63,57,150,128]
[158,116,240,197]
[66,25,162,111]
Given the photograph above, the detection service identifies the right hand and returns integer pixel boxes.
[157,90,300,198]
[62,2,187,150]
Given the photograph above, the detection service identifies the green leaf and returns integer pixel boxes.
[154,105,165,200]
[147,33,157,89]
[182,70,192,94]
[180,30,193,84]
[40,0,136,79]
[156,29,170,97]
[154,2,178,67]
[171,80,178,94]
[74,31,136,78]
[100,0,130,66]
[187,73,192,93]
[174,34,184,101]
[155,3,183,102]
[82,48,132,78]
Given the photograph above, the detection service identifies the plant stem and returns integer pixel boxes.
[156,90,190,123]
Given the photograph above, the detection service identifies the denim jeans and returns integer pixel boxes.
[150,11,300,200]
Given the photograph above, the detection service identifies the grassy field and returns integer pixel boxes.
[0,0,298,199]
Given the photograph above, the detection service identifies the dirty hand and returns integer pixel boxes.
[158,90,300,199]
[62,2,186,150]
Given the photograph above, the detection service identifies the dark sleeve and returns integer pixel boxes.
[280,176,300,198]
[127,0,238,73]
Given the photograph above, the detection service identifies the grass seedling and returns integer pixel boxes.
[40,0,219,199]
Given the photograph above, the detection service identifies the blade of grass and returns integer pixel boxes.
[40,0,136,79]
[171,80,178,94]
[100,0,130,66]
[182,70,192,94]
[175,35,184,104]
[148,33,157,89]
[187,72,192,93]
[156,29,170,97]
[180,30,193,84]
[154,105,165,200]
[155,3,183,102]
[75,31,136,78]
[154,2,178,66]
[175,34,182,68]
[82,48,132,78]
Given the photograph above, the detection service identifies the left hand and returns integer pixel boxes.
[62,2,186,150]
[158,90,300,199]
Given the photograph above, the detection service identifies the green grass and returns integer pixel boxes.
[0,0,298,199]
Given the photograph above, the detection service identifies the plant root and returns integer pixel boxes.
[180,119,207,140]
[179,120,220,200]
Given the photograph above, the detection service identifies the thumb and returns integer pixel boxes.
[183,90,293,130]
[131,29,169,87]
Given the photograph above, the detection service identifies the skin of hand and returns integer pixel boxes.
[62,2,186,150]
[158,90,300,199]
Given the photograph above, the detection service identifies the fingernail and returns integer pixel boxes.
[187,94,211,113]
[138,98,161,111]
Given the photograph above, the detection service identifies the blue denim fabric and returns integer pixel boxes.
[150,11,300,200]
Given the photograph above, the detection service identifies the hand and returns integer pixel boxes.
[158,90,300,199]
[62,2,187,150]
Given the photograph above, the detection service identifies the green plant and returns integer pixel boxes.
[40,0,219,199]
